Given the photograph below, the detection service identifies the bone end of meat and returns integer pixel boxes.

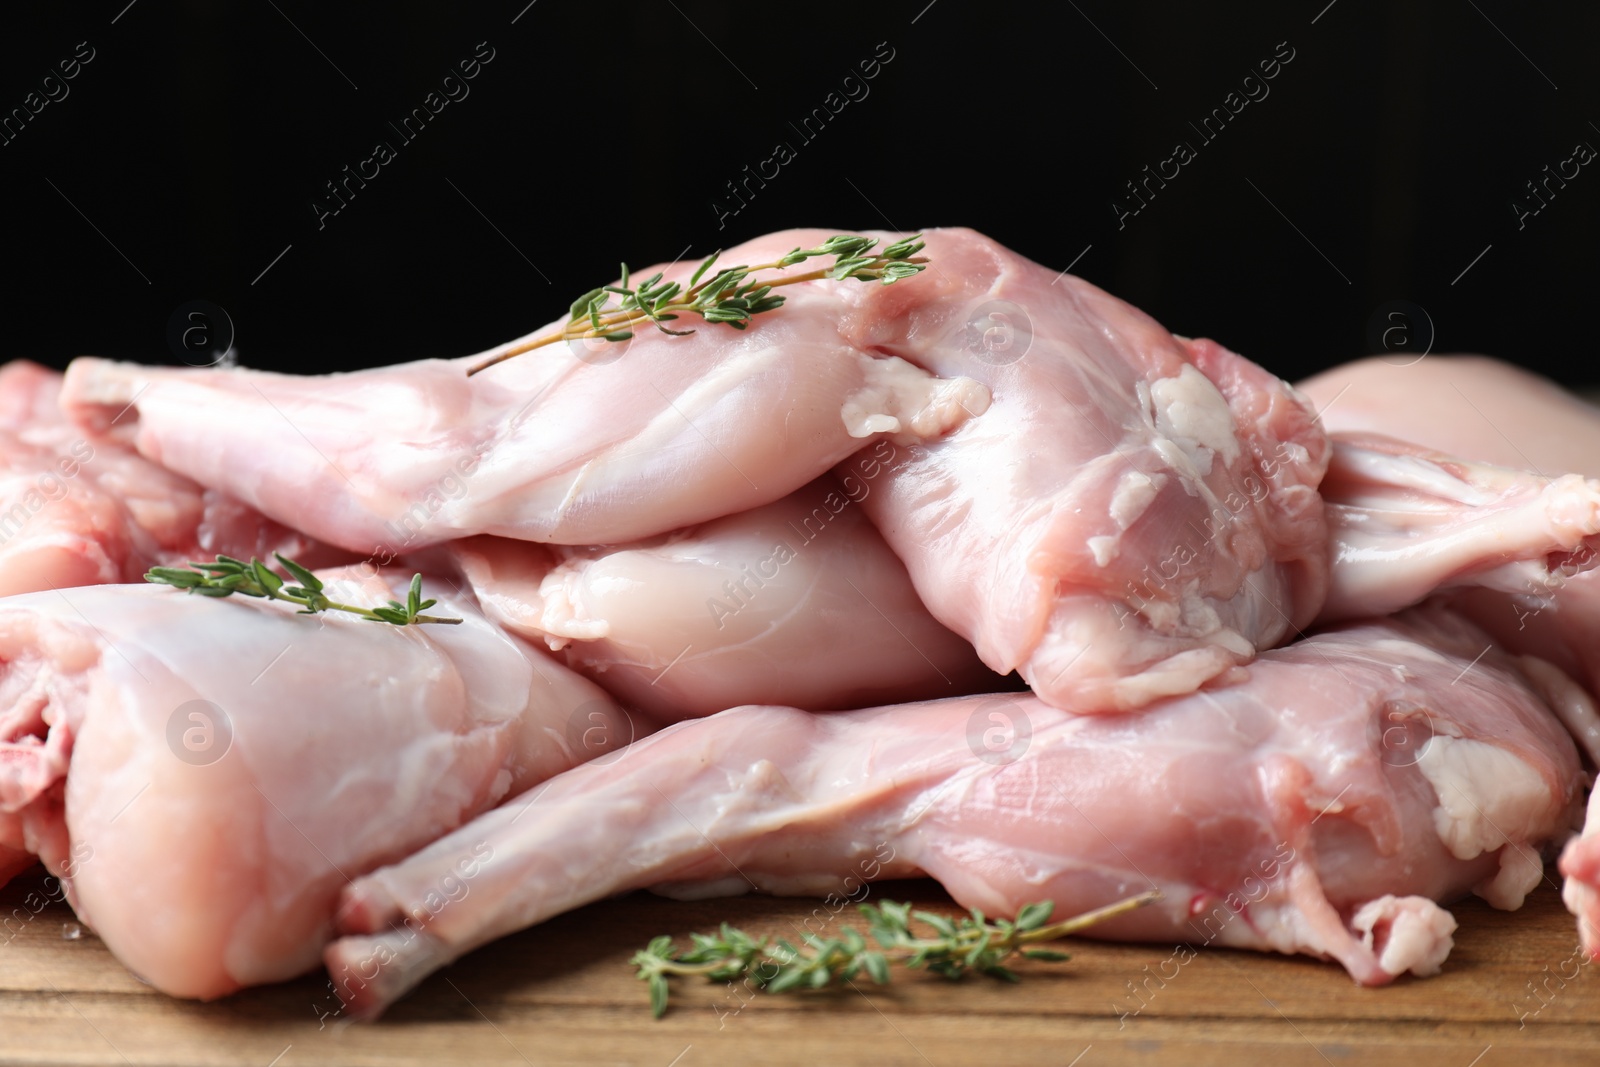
[1020,593,1259,712]
[1559,786,1600,959]
[1320,434,1600,621]
[1561,842,1600,960]
[0,360,67,430]
[1350,895,1457,980]
[57,358,150,440]
[332,876,400,937]
[324,928,448,1022]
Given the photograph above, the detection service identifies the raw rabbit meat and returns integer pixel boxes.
[1455,581,1600,960]
[1297,356,1600,713]
[0,361,340,597]
[1435,590,1600,964]
[444,471,1004,721]
[56,252,991,553]
[1300,355,1600,957]
[324,606,1580,1018]
[56,226,1338,713]
[1561,787,1600,959]
[809,227,1332,712]
[0,360,64,429]
[1300,355,1600,475]
[0,567,632,999]
[1318,433,1600,621]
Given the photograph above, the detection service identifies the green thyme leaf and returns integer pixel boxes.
[145,556,462,627]
[634,890,1160,1018]
[468,235,935,376]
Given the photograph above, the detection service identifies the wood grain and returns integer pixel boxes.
[0,868,1594,1066]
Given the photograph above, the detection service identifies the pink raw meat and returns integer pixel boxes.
[1300,355,1600,958]
[1300,355,1600,474]
[55,226,1338,713]
[443,471,1005,721]
[324,605,1579,1018]
[804,227,1332,712]
[1561,786,1600,961]
[0,361,342,597]
[1465,592,1600,961]
[1318,433,1600,621]
[1298,355,1600,721]
[0,361,65,429]
[56,244,991,553]
[0,567,633,999]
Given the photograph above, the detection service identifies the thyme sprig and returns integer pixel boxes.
[466,234,929,376]
[632,890,1160,1018]
[145,554,463,626]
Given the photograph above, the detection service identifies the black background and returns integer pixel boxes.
[1,1,1593,385]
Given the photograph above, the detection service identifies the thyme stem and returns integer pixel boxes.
[467,234,929,376]
[145,555,463,627]
[633,889,1161,1017]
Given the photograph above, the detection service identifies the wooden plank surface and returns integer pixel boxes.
[0,867,1594,1066]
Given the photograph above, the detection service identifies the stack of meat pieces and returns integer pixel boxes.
[4,227,1600,1017]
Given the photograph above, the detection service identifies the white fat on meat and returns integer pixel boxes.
[531,560,612,644]
[1147,363,1243,477]
[1109,469,1164,529]
[1461,574,1600,954]
[841,353,991,440]
[1350,896,1457,978]
[1415,733,1552,908]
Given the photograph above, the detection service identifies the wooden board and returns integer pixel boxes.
[1,868,1594,1066]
